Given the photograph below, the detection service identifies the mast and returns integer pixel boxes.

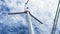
[25,0,35,34]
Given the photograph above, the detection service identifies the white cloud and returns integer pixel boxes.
[0,0,60,34]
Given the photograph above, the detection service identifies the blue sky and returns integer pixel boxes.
[0,0,60,34]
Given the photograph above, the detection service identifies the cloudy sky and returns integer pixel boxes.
[0,0,60,34]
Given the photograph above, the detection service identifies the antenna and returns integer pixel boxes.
[51,0,60,34]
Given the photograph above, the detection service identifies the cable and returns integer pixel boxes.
[51,0,60,34]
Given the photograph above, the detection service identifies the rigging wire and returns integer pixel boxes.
[51,0,60,34]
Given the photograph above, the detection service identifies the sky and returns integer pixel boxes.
[0,0,60,34]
